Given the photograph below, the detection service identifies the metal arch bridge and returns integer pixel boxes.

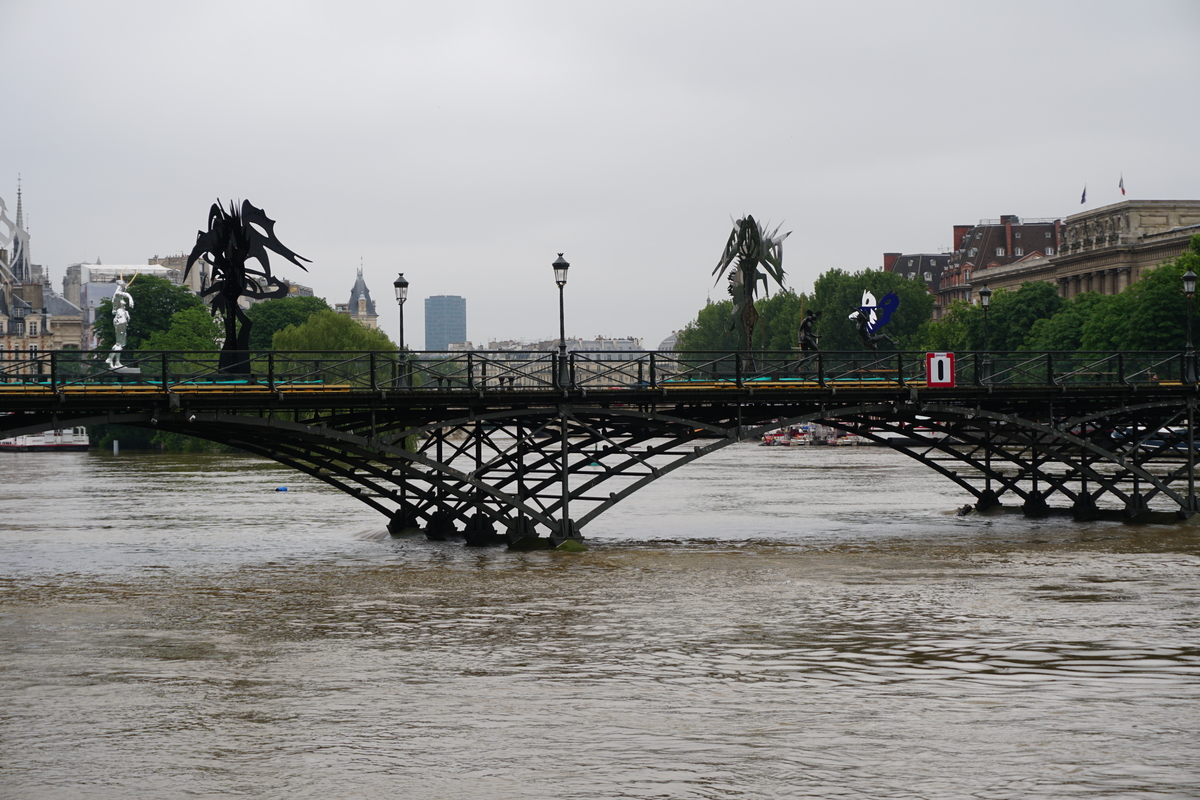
[3,347,1199,547]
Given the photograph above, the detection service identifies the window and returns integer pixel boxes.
[996,247,1006,256]
[1014,247,1023,256]
[907,272,915,279]
[1014,232,1022,239]
[969,248,977,257]
[28,322,37,336]
[1046,246,1055,256]
[964,268,972,282]
[923,272,933,281]
[1045,231,1052,238]
[975,232,982,240]
[907,259,914,266]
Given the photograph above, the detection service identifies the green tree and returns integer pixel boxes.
[138,306,223,352]
[1024,292,1116,352]
[810,269,934,350]
[675,300,738,352]
[1079,235,1200,351]
[245,295,332,350]
[986,281,1065,351]
[273,310,396,351]
[675,290,808,353]
[94,275,206,351]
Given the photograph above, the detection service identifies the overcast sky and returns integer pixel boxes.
[4,0,1199,349]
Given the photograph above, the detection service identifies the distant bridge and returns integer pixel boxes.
[2,348,1198,547]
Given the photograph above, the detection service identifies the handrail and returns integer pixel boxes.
[0,349,1194,393]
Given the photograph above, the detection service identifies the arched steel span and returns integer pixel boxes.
[5,390,1198,543]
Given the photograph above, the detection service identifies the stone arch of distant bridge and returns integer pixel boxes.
[5,395,1196,545]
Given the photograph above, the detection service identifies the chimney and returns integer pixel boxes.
[953,225,972,251]
[883,253,900,272]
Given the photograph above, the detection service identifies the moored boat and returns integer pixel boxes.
[0,427,91,452]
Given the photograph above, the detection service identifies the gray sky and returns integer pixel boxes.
[4,0,1199,349]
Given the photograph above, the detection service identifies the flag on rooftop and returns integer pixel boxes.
[1120,174,1126,196]
[1081,185,1087,204]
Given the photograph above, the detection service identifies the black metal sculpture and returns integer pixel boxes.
[798,309,821,352]
[185,199,310,372]
[712,215,790,359]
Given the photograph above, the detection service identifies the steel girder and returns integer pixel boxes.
[5,391,1198,541]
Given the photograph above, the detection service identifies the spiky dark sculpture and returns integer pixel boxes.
[185,199,310,372]
[712,215,790,360]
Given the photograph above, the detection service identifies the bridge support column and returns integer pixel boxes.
[463,512,505,547]
[1072,494,1101,521]
[1124,494,1149,521]
[425,510,460,541]
[387,502,421,536]
[1023,494,1051,518]
[975,489,1001,513]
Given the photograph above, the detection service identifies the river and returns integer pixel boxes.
[1,444,1198,799]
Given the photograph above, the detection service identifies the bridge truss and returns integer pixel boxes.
[2,348,1198,545]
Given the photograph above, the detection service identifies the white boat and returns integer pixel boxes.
[0,427,91,452]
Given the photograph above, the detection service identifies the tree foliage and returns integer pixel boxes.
[810,269,934,350]
[94,275,206,351]
[675,290,807,353]
[245,295,332,350]
[138,306,223,352]
[272,310,396,351]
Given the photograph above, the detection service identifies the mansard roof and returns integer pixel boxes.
[347,268,377,317]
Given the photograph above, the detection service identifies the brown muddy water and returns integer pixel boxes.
[1,445,1198,799]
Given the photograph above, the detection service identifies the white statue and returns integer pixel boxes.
[105,279,135,368]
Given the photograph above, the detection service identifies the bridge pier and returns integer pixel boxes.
[1022,495,1051,518]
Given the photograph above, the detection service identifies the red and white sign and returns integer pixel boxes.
[926,352,955,387]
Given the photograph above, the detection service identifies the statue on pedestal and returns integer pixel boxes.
[105,278,135,368]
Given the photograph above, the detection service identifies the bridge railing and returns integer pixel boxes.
[0,348,1193,392]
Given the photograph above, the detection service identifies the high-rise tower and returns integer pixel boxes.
[424,295,466,350]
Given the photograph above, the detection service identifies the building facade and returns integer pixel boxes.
[425,295,466,350]
[2,186,85,355]
[334,268,379,329]
[882,252,952,313]
[938,215,1061,317]
[968,201,1200,301]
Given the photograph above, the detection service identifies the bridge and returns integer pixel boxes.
[3,348,1198,548]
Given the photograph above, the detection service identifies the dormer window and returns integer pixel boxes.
[1014,247,1023,256]
[996,247,1006,256]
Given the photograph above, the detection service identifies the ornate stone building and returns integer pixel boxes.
[2,185,84,358]
[334,268,379,329]
[968,201,1200,300]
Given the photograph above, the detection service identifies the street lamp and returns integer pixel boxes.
[979,284,993,385]
[553,253,570,387]
[393,272,409,386]
[1183,269,1196,384]
[393,272,409,350]
[978,285,992,352]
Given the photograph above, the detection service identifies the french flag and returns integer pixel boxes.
[1120,174,1126,196]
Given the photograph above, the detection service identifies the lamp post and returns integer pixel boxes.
[553,253,570,388]
[1184,269,1196,384]
[393,272,409,386]
[1184,269,1197,514]
[979,284,992,384]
